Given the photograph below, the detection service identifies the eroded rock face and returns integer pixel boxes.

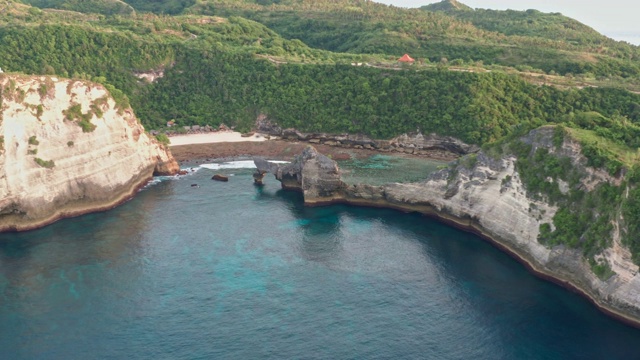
[387,132,480,155]
[0,74,178,232]
[254,116,476,158]
[254,146,346,202]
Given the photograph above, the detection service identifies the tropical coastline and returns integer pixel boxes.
[252,141,640,329]
[169,134,640,328]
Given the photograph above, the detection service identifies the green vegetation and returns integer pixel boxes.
[126,0,195,14]
[186,0,640,78]
[496,127,623,263]
[22,0,135,15]
[35,104,44,118]
[491,124,640,267]
[28,135,39,145]
[27,149,38,155]
[63,104,97,132]
[34,157,55,168]
[0,136,4,151]
[67,140,74,147]
[155,133,170,145]
[590,258,615,281]
[422,0,472,12]
[38,84,48,98]
[0,0,638,142]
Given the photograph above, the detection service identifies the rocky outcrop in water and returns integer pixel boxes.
[254,146,346,202]
[0,74,179,232]
[259,134,640,327]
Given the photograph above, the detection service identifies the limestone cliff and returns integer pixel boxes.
[259,133,640,326]
[0,74,179,232]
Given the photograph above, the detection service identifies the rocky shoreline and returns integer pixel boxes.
[254,143,640,329]
[170,138,460,163]
[0,165,155,233]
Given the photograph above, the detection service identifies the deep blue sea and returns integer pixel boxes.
[2,160,640,359]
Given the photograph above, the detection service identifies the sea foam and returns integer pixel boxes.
[199,160,288,170]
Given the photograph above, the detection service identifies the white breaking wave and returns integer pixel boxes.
[142,160,288,190]
[199,160,288,170]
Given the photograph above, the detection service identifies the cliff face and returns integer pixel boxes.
[255,115,477,159]
[0,74,179,232]
[261,133,640,326]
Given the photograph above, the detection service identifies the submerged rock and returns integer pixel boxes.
[253,170,267,185]
[212,174,229,182]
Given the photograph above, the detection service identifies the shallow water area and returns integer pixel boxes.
[1,161,640,359]
[338,154,446,185]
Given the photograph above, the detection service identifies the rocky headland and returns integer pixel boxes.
[255,129,640,327]
[0,74,179,232]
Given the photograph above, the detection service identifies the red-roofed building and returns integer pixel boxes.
[398,54,415,63]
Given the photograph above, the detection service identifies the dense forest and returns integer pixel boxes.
[5,0,640,264]
[181,0,640,77]
[1,0,639,145]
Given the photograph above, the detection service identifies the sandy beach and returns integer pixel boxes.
[167,132,384,162]
[168,131,268,146]
[167,131,456,163]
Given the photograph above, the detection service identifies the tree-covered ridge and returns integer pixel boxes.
[125,0,195,15]
[21,0,135,15]
[136,49,640,144]
[422,0,472,12]
[176,0,640,77]
[422,2,612,47]
[0,5,364,91]
[2,2,640,145]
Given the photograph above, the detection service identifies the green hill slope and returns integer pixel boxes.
[422,0,472,12]
[21,0,135,15]
[173,0,640,77]
[1,0,639,149]
[421,2,609,46]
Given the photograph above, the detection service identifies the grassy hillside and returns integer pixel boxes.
[2,0,639,145]
[175,0,640,77]
[422,0,472,12]
[21,0,135,15]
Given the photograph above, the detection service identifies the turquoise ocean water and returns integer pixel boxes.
[2,160,640,359]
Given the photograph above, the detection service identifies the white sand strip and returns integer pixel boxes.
[168,132,268,146]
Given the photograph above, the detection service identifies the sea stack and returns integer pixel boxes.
[254,146,346,203]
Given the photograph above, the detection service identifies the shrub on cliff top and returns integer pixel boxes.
[78,119,97,133]
[155,133,170,145]
[34,157,55,168]
[63,103,97,132]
